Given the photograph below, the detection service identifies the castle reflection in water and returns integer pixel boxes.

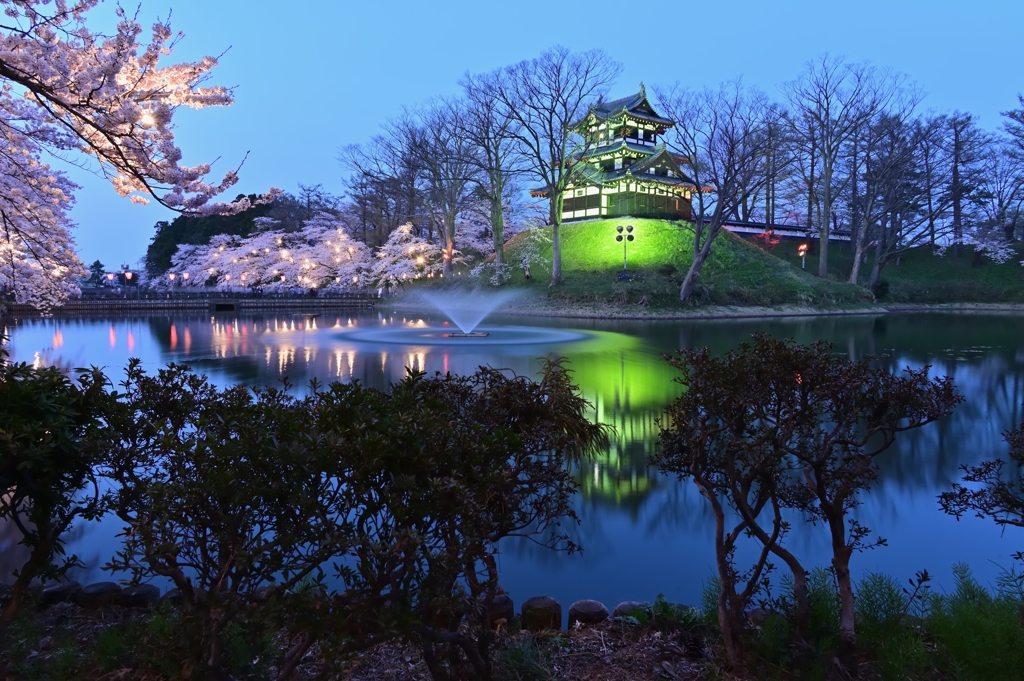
[5,310,1024,609]
[5,311,678,513]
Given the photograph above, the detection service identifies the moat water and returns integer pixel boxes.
[2,310,1021,610]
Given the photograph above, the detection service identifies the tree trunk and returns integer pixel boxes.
[848,223,866,285]
[833,544,859,678]
[717,590,745,672]
[867,225,884,288]
[735,499,811,647]
[443,245,454,277]
[819,160,832,277]
[925,154,936,248]
[549,192,563,286]
[705,489,747,672]
[849,137,860,257]
[952,126,963,258]
[490,194,505,285]
[443,216,455,278]
[848,193,874,285]
[806,186,814,240]
[0,534,52,637]
[680,222,717,302]
[1001,204,1014,242]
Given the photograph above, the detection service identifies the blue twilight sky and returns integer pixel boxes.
[67,0,1024,269]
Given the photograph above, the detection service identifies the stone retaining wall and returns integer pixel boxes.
[7,580,659,633]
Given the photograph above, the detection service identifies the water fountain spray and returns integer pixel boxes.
[417,290,522,337]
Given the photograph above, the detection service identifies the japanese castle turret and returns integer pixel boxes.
[537,84,696,223]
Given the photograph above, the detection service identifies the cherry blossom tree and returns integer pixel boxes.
[370,223,444,289]
[165,213,373,292]
[966,227,1015,265]
[0,0,277,307]
[467,207,545,284]
[0,158,86,308]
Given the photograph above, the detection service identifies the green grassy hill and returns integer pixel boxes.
[772,240,1024,304]
[443,218,870,311]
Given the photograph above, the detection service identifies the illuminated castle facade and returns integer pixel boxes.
[534,84,696,223]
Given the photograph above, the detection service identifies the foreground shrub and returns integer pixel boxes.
[653,334,960,676]
[927,563,1024,681]
[0,342,108,636]
[103,359,606,680]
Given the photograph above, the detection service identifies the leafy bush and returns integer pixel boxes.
[0,342,109,634]
[102,359,607,680]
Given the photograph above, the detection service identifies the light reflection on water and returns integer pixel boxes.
[2,310,1021,611]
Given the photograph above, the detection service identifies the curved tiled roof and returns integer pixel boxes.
[574,84,675,130]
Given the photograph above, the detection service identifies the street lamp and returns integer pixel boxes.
[798,243,809,270]
[615,225,635,272]
[124,270,135,299]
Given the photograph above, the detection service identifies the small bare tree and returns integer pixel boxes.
[656,81,772,302]
[495,46,620,286]
[654,341,801,672]
[657,336,961,677]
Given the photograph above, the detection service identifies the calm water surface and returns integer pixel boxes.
[2,310,1021,610]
